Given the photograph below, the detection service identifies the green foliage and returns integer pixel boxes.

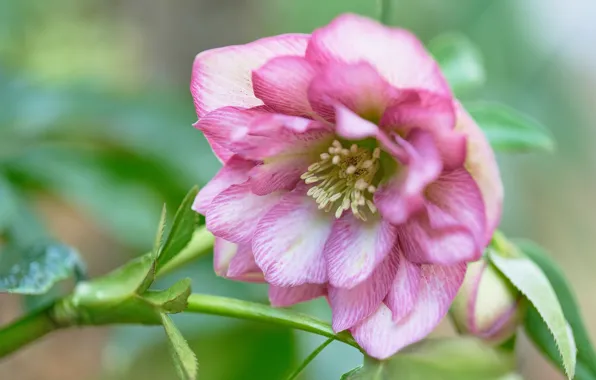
[0,242,85,294]
[488,233,576,379]
[515,240,596,380]
[285,337,334,380]
[466,102,555,153]
[341,338,515,380]
[162,314,199,380]
[428,33,486,96]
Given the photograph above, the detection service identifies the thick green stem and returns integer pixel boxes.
[157,227,214,277]
[185,294,360,350]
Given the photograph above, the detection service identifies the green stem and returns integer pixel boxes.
[379,0,392,25]
[157,227,214,277]
[185,294,360,349]
[285,337,334,380]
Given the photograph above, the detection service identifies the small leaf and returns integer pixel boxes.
[143,278,192,313]
[516,240,596,379]
[428,33,486,95]
[156,187,199,272]
[466,102,555,152]
[342,337,515,380]
[161,313,198,380]
[488,242,576,378]
[0,242,85,294]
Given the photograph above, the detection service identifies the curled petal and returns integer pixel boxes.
[385,250,421,322]
[351,263,466,359]
[269,284,326,307]
[214,238,264,282]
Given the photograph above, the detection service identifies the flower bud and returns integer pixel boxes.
[451,259,524,344]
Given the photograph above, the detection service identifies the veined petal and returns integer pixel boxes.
[334,104,381,141]
[193,155,256,214]
[214,238,264,282]
[248,156,309,195]
[269,284,327,307]
[324,215,396,289]
[306,14,450,96]
[385,250,421,322]
[191,34,309,118]
[213,238,238,277]
[329,251,398,332]
[253,188,334,286]
[252,56,317,117]
[206,182,283,244]
[351,263,466,359]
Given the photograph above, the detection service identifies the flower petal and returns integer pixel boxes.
[374,130,442,225]
[213,237,238,277]
[307,61,395,122]
[191,34,309,118]
[324,215,396,289]
[329,251,398,332]
[269,284,326,307]
[351,263,466,359]
[385,250,421,322]
[214,238,264,282]
[306,14,449,96]
[334,104,381,141]
[253,188,334,286]
[206,182,283,244]
[252,56,317,117]
[248,157,309,195]
[193,155,256,214]
[455,104,503,243]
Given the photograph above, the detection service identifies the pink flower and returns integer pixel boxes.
[190,14,503,359]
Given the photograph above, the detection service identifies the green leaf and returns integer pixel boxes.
[515,240,596,379]
[161,313,198,380]
[428,33,486,95]
[143,278,192,313]
[0,242,85,294]
[0,175,17,231]
[341,337,515,380]
[284,337,334,380]
[488,240,576,378]
[156,187,200,272]
[466,102,555,152]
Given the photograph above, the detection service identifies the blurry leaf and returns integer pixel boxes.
[466,102,555,152]
[156,187,200,272]
[161,313,198,380]
[3,193,48,246]
[428,33,485,95]
[488,243,576,379]
[144,278,192,314]
[342,338,515,380]
[515,240,596,379]
[0,175,17,231]
[341,366,363,379]
[0,242,85,294]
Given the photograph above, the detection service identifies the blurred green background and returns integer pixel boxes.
[1,0,595,379]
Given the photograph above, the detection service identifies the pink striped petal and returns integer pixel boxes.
[306,14,450,96]
[334,104,381,141]
[324,215,396,289]
[455,104,503,244]
[253,189,333,286]
[213,238,239,277]
[214,238,264,282]
[193,156,256,214]
[252,56,317,117]
[307,61,396,122]
[248,157,309,195]
[385,250,421,322]
[374,130,442,225]
[206,182,282,244]
[351,263,466,359]
[191,34,309,118]
[329,252,398,332]
[269,284,326,307]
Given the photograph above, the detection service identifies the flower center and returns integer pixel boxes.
[300,140,380,221]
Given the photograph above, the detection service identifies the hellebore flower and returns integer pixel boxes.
[451,259,524,344]
[190,13,503,359]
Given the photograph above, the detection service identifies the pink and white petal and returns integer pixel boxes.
[253,189,334,286]
[374,130,442,225]
[306,14,450,96]
[249,157,309,195]
[193,156,256,214]
[334,104,381,140]
[385,250,422,322]
[307,62,396,122]
[206,182,283,244]
[269,284,327,307]
[455,104,503,243]
[226,244,264,282]
[191,34,309,118]
[213,238,239,277]
[252,56,317,117]
[329,251,398,332]
[324,215,396,289]
[351,263,466,359]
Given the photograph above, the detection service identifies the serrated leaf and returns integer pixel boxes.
[161,313,198,380]
[342,338,515,380]
[466,102,555,152]
[154,204,168,255]
[488,246,576,378]
[0,242,85,294]
[156,187,199,272]
[143,278,191,313]
[515,240,596,379]
[428,33,486,95]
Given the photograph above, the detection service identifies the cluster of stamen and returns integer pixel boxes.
[300,140,381,221]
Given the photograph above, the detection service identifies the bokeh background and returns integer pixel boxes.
[1,0,595,379]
